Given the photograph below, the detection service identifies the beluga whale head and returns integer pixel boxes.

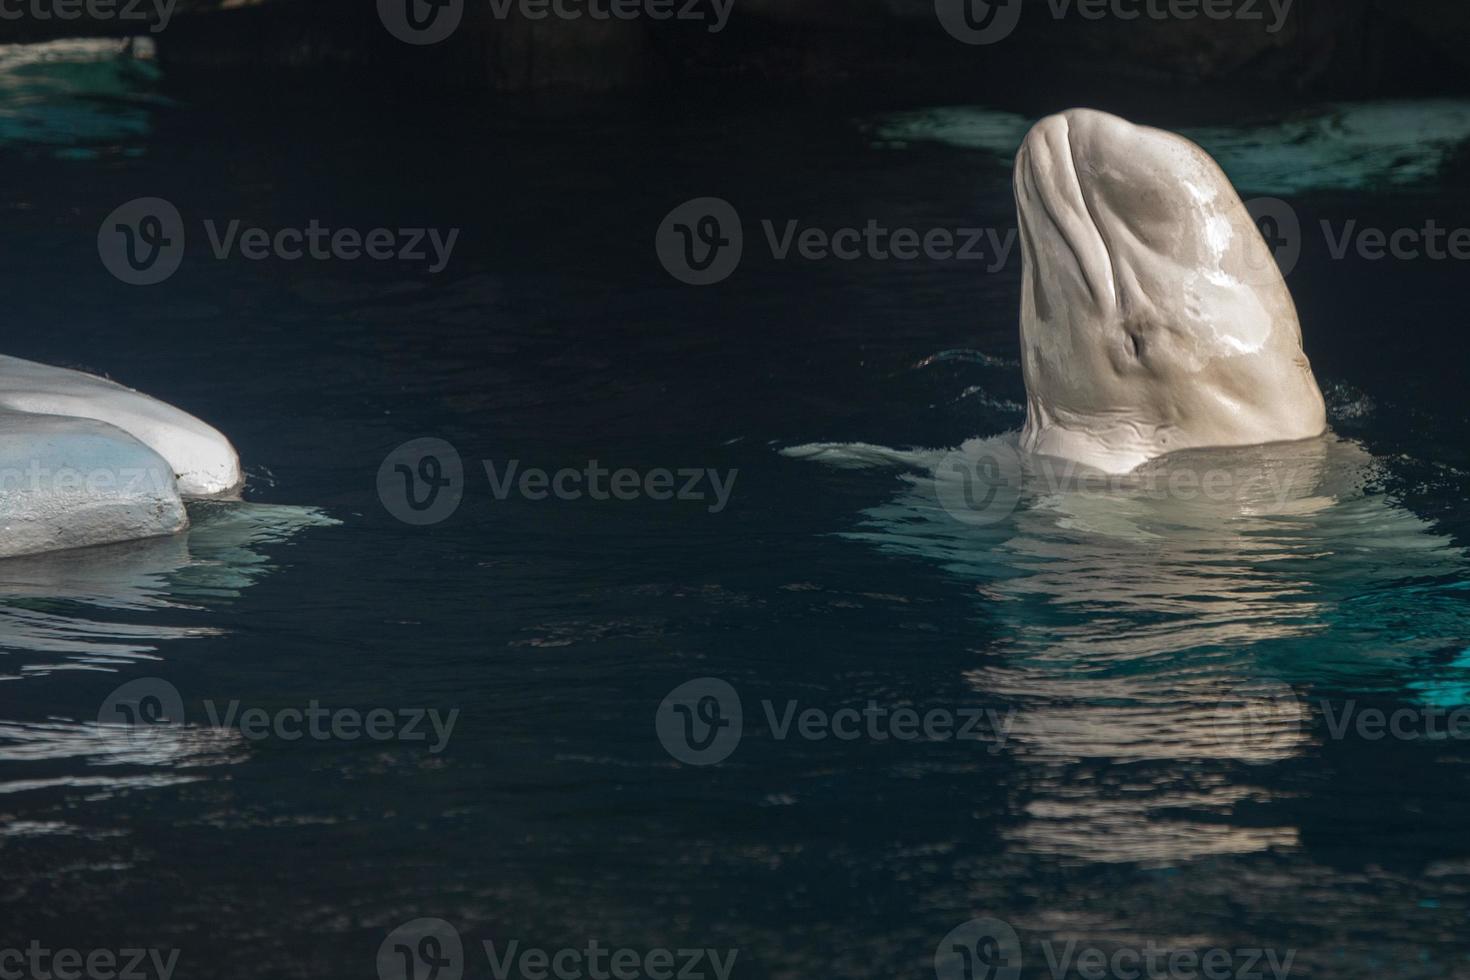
[1013,108,1327,474]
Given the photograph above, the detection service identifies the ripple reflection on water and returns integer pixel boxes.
[790,433,1470,867]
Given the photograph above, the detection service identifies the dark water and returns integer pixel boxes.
[3,40,1470,980]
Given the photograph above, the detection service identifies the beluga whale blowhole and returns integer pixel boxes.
[0,355,242,559]
[1014,108,1328,474]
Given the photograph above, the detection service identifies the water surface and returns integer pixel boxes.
[3,39,1470,980]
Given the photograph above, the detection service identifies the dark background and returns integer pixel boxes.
[3,0,1470,109]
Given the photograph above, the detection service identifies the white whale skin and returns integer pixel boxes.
[1013,108,1327,474]
[0,354,242,497]
[0,413,187,559]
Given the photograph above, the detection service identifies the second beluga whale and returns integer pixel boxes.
[0,354,242,559]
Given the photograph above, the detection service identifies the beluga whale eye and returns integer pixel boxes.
[1013,108,1327,475]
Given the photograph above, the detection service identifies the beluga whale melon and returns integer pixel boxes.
[1013,108,1327,474]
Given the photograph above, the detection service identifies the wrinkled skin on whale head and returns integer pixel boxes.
[1014,108,1327,474]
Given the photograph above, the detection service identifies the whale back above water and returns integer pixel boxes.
[0,355,242,558]
[0,412,186,559]
[1014,108,1328,474]
[0,354,241,498]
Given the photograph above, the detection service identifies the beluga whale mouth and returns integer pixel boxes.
[1013,108,1327,474]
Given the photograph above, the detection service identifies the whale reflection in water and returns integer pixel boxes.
[0,502,336,809]
[787,434,1470,865]
[0,501,337,664]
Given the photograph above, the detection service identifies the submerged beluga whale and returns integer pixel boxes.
[1014,108,1327,473]
[0,355,242,559]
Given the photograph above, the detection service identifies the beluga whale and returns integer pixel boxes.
[783,108,1470,871]
[0,355,242,559]
[1013,108,1327,473]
